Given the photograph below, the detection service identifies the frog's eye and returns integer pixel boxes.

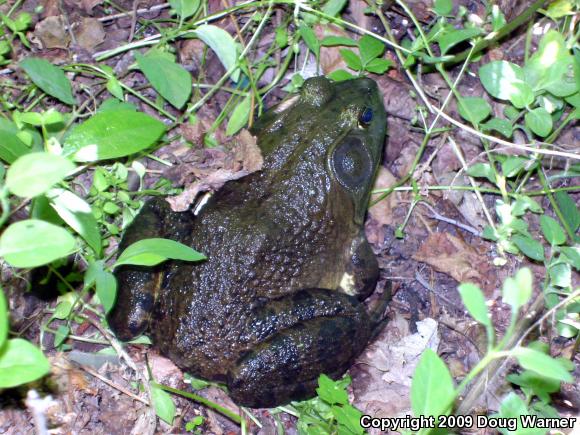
[331,137,373,190]
[358,108,373,128]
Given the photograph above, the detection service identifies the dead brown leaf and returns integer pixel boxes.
[75,18,106,51]
[34,16,70,49]
[180,116,214,146]
[81,0,104,14]
[316,25,349,74]
[148,353,182,386]
[369,167,398,227]
[354,316,439,418]
[167,130,262,212]
[366,167,399,246]
[412,232,491,284]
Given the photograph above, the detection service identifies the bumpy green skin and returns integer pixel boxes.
[108,77,388,408]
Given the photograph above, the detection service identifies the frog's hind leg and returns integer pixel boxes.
[227,289,371,408]
[107,198,190,341]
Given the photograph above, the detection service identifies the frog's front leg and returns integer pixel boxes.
[107,198,191,341]
[227,289,373,408]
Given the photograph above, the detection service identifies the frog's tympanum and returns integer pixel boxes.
[108,76,389,408]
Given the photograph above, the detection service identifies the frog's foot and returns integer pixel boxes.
[107,198,191,341]
[227,289,371,408]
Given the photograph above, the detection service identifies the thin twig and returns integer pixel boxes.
[418,202,482,236]
[448,137,497,231]
[98,3,171,23]
[25,390,54,435]
[80,365,150,405]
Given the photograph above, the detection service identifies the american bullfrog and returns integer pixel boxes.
[108,76,389,408]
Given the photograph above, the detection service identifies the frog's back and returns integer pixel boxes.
[150,151,353,379]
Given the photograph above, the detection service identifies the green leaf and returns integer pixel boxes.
[0,338,51,388]
[328,69,354,82]
[226,95,251,136]
[502,268,533,312]
[545,0,573,19]
[437,27,482,55]
[194,25,239,82]
[114,238,205,268]
[481,117,513,138]
[185,416,204,431]
[322,0,348,17]
[539,215,566,246]
[512,235,544,262]
[512,347,573,382]
[509,81,534,109]
[512,195,542,215]
[63,110,166,162]
[53,297,73,320]
[491,5,507,31]
[411,349,455,417]
[97,270,117,314]
[493,394,531,424]
[321,36,357,47]
[525,107,553,137]
[364,58,393,74]
[6,152,75,198]
[136,50,192,109]
[560,247,580,270]
[466,162,496,184]
[433,0,453,15]
[340,49,362,71]
[501,156,528,178]
[524,30,576,97]
[299,24,320,58]
[358,34,384,64]
[316,374,348,405]
[54,324,70,347]
[507,370,560,401]
[169,0,200,19]
[48,189,102,256]
[151,384,176,425]
[458,283,491,327]
[332,405,364,435]
[0,219,76,268]
[275,27,288,48]
[479,61,526,102]
[549,262,571,288]
[99,98,137,112]
[20,57,76,105]
[0,122,31,164]
[458,97,491,124]
[106,77,124,100]
[555,191,580,233]
[0,286,7,349]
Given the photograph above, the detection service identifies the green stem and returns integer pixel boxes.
[537,167,576,241]
[441,0,548,67]
[152,382,242,425]
[370,131,431,206]
[0,187,10,228]
[373,184,580,197]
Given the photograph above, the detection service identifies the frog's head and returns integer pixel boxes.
[318,77,386,224]
[253,76,386,224]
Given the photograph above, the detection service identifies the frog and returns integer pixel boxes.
[107,76,389,408]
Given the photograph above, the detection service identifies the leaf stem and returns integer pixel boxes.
[152,382,243,425]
